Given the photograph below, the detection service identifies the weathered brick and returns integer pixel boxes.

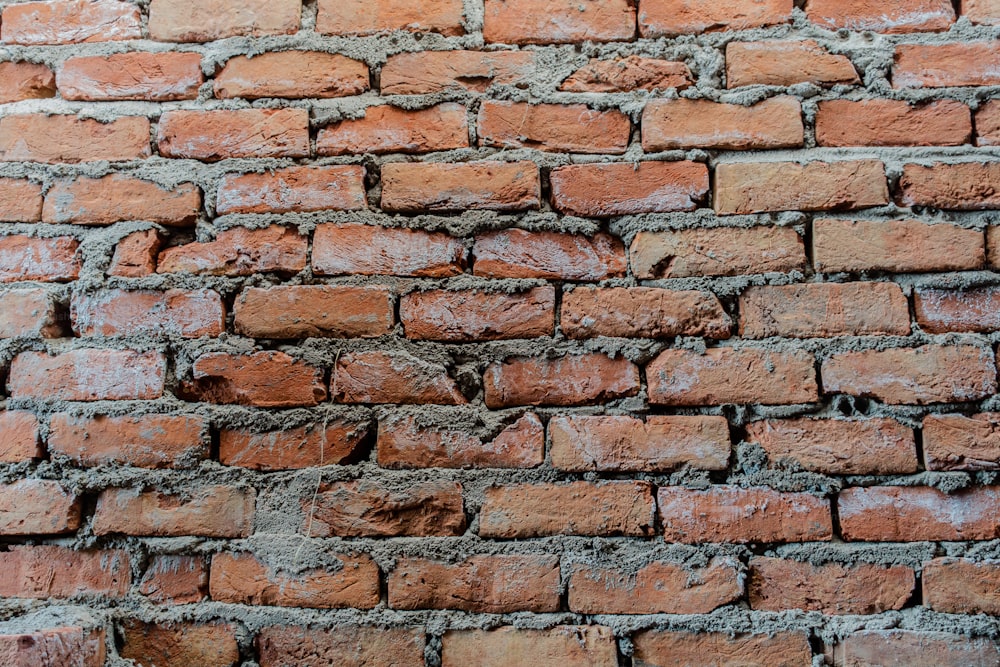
[975,100,1000,145]
[484,353,640,407]
[139,555,209,604]
[746,418,918,475]
[478,101,630,153]
[894,42,1000,88]
[401,287,554,341]
[377,413,544,468]
[0,289,63,338]
[630,227,806,278]
[816,100,970,147]
[0,62,55,103]
[822,344,997,404]
[381,161,541,213]
[0,236,80,283]
[726,40,859,87]
[0,546,130,598]
[381,50,535,94]
[72,289,224,338]
[157,226,307,276]
[149,0,300,42]
[215,51,369,99]
[8,349,165,401]
[479,481,656,538]
[659,486,833,544]
[923,558,1000,615]
[562,287,731,339]
[915,286,1000,333]
[220,420,370,470]
[317,0,464,36]
[157,109,309,160]
[182,351,326,407]
[443,626,618,667]
[0,626,104,667]
[806,0,955,32]
[473,229,626,280]
[560,56,692,92]
[109,229,162,278]
[632,630,813,667]
[715,160,888,214]
[48,413,207,468]
[304,480,466,537]
[899,162,1000,209]
[829,631,1000,666]
[813,219,985,273]
[0,411,42,462]
[94,485,255,537]
[234,285,393,338]
[642,97,803,151]
[988,226,1000,268]
[210,552,379,609]
[550,415,731,472]
[1,0,140,45]
[313,223,465,277]
[257,626,426,667]
[0,114,150,163]
[640,0,791,36]
[0,480,79,536]
[483,0,635,44]
[838,486,1000,541]
[0,179,43,223]
[550,161,709,216]
[389,554,560,612]
[963,0,1000,23]
[216,166,366,215]
[332,350,465,405]
[58,52,202,101]
[923,413,1000,471]
[739,282,910,338]
[120,621,239,667]
[43,175,201,226]
[318,104,469,155]
[568,557,742,615]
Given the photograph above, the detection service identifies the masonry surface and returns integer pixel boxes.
[1,0,1000,665]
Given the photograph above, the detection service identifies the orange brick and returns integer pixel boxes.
[139,555,208,604]
[443,626,617,667]
[48,413,207,469]
[234,285,393,338]
[258,626,426,667]
[317,0,464,36]
[148,0,300,41]
[43,175,201,226]
[560,56,691,92]
[381,50,535,95]
[806,0,954,32]
[0,114,150,163]
[839,486,1000,541]
[0,626,104,667]
[975,100,1000,145]
[562,287,731,339]
[215,51,368,99]
[381,161,540,213]
[899,162,1000,209]
[817,99,970,147]
[0,236,81,283]
[631,226,806,278]
[923,558,1000,615]
[120,621,239,667]
[0,62,55,103]
[0,411,42,463]
[915,286,1000,333]
[400,287,554,341]
[923,413,1000,471]
[551,161,709,216]
[484,0,635,44]
[109,229,162,278]
[157,226,307,276]
[94,485,255,537]
[318,104,469,155]
[640,0,790,35]
[643,97,803,151]
[182,351,326,407]
[220,421,370,470]
[829,630,1000,666]
[633,630,813,667]
[473,229,626,280]
[377,413,544,468]
[0,546,130,599]
[0,289,64,338]
[216,165,365,215]
[58,52,202,101]
[71,289,224,338]
[894,42,1000,88]
[8,349,165,401]
[478,101,630,153]
[313,223,465,277]
[332,350,465,405]
[963,0,1000,23]
[304,480,465,537]
[0,178,43,222]
[157,109,309,160]
[484,353,640,408]
[1,0,140,45]
[726,40,859,87]
[0,479,80,536]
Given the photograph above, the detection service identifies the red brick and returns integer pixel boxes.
[715,160,888,214]
[377,412,544,468]
[400,287,554,341]
[313,223,465,277]
[915,286,1000,333]
[746,418,918,475]
[389,554,560,612]
[157,226,307,276]
[94,485,255,537]
[0,480,79,536]
[829,631,1000,666]
[210,551,379,609]
[216,166,366,215]
[739,282,910,338]
[48,413,207,469]
[568,556,742,614]
[642,97,802,151]
[963,0,1000,23]
[749,557,915,614]
[149,0,300,41]
[332,350,465,405]
[822,344,997,404]
[0,411,42,462]
[1,0,140,44]
[473,229,626,280]
[484,353,640,408]
[215,51,369,99]
[43,175,201,226]
[550,415,731,472]
[838,486,1000,541]
[318,104,469,155]
[0,289,63,338]
[976,100,1000,145]
[0,179,43,222]
[632,630,813,667]
[139,555,209,604]
[923,413,1000,471]
[8,349,165,401]
[806,0,954,32]
[0,546,130,598]
[304,480,465,537]
[258,626,426,667]
[58,52,202,101]
[894,42,1000,88]
[234,285,393,338]
[923,558,1000,614]
[639,0,792,36]
[550,161,709,216]
[726,40,859,87]
[479,481,656,538]
[0,62,55,103]
[899,162,1000,209]
[120,621,239,667]
[988,227,1000,268]
[560,56,692,92]
[0,114,150,163]
[182,351,326,407]
[157,109,309,160]
[381,50,535,95]
[109,229,162,278]
[442,626,618,667]
[648,347,818,406]
[659,485,833,544]
[317,0,464,36]
[484,0,635,43]
[630,226,806,278]
[562,287,731,339]
[0,236,80,283]
[813,219,985,273]
[817,100,970,147]
[0,626,104,667]
[220,420,369,471]
[72,289,224,338]
[381,161,540,213]
[478,101,630,153]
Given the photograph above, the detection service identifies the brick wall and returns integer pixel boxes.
[0,0,999,665]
